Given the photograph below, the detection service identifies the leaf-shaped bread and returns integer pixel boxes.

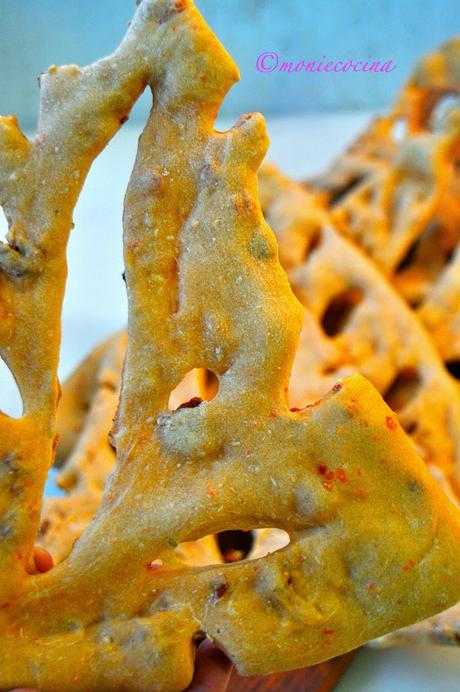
[260,161,460,488]
[2,3,460,689]
[307,40,460,368]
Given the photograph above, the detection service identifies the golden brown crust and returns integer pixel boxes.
[307,40,460,366]
[0,0,155,590]
[259,160,460,652]
[399,38,460,132]
[2,4,460,689]
[41,332,214,564]
[260,161,460,485]
[305,115,396,204]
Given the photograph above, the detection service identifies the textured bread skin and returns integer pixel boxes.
[49,156,460,654]
[259,162,460,487]
[41,332,220,567]
[307,39,460,365]
[258,160,460,650]
[3,2,460,690]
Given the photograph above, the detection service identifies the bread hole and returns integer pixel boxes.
[216,528,290,563]
[217,530,254,563]
[321,288,363,337]
[384,367,421,412]
[403,421,418,435]
[0,357,23,418]
[322,363,338,375]
[395,222,457,292]
[359,185,374,204]
[329,175,365,206]
[445,360,460,380]
[0,206,8,243]
[429,94,460,132]
[391,118,408,143]
[303,227,323,262]
[173,529,290,568]
[395,237,421,273]
[168,368,218,411]
[445,247,456,265]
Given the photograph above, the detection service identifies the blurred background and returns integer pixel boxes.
[2,3,460,690]
[1,0,460,127]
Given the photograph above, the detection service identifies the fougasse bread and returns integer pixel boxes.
[3,2,460,689]
[259,160,460,650]
[308,39,460,206]
[39,333,125,564]
[307,39,460,370]
[306,114,397,206]
[277,36,460,654]
[331,113,460,309]
[330,100,460,372]
[41,331,221,566]
[259,161,460,490]
[397,37,460,135]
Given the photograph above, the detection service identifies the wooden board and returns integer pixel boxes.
[227,649,358,691]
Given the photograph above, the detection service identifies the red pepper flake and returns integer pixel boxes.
[403,559,415,572]
[208,486,217,497]
[322,629,335,635]
[269,411,278,418]
[147,559,163,572]
[317,464,328,475]
[386,416,397,430]
[332,383,342,393]
[290,407,302,412]
[356,467,363,476]
[326,471,335,481]
[367,583,377,591]
[322,481,333,491]
[335,468,348,483]
[16,553,23,561]
[354,489,368,499]
[7,625,22,637]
